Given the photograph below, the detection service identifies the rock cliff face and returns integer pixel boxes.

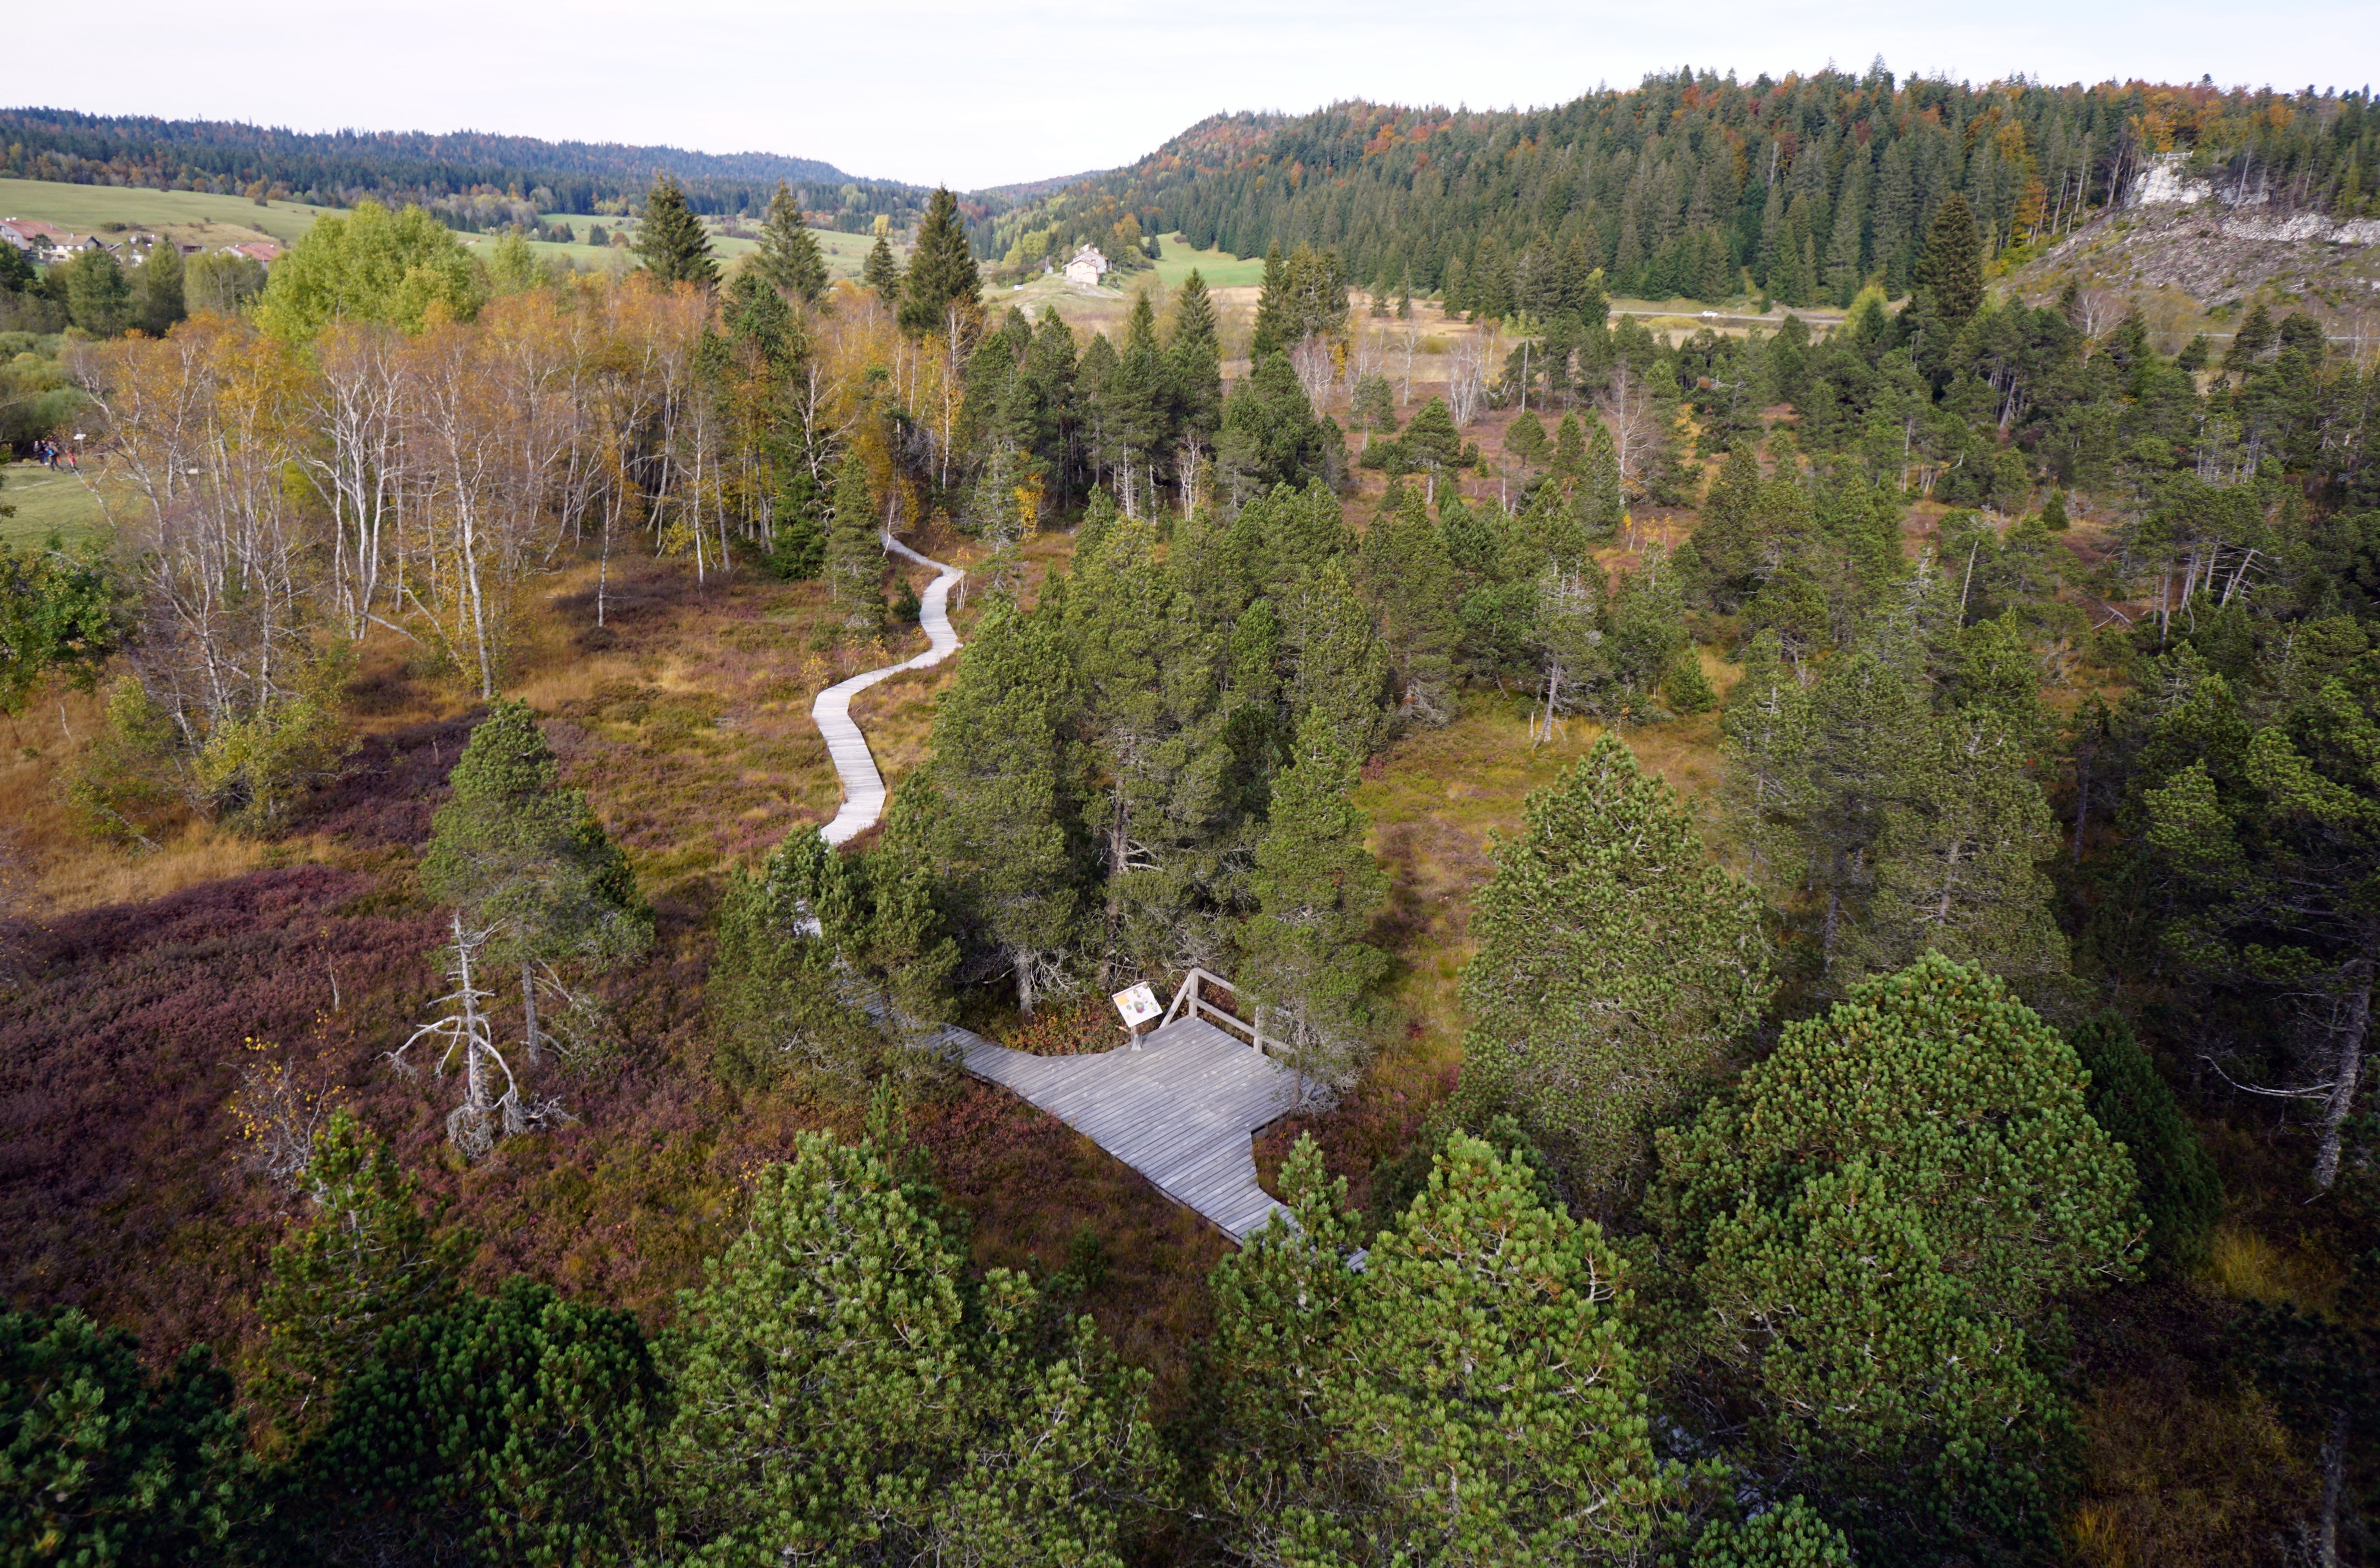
[2009,153,2380,343]
[2127,151,2380,245]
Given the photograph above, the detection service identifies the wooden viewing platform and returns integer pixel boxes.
[917,975,1305,1240]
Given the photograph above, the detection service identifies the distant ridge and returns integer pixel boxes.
[0,107,926,228]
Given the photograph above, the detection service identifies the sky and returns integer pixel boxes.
[33,1,2380,190]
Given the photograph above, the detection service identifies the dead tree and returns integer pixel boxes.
[391,913,530,1161]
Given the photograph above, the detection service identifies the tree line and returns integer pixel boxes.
[1016,64,2379,309]
[0,107,947,234]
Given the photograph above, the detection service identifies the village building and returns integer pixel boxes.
[1063,243,1109,288]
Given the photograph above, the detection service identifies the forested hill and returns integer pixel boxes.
[1023,67,2377,308]
[0,107,943,230]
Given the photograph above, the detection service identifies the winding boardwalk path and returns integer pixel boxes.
[807,535,1299,1242]
[812,535,965,846]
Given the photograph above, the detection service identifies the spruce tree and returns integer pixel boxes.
[1912,192,1981,329]
[861,234,902,307]
[824,452,884,636]
[1460,733,1771,1191]
[897,186,981,337]
[1169,268,1224,455]
[753,180,828,303]
[1241,712,1389,1100]
[635,174,718,288]
[1250,241,1290,359]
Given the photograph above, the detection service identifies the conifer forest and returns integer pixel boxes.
[7,58,2380,1567]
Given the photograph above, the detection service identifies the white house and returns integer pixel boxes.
[1064,244,1109,288]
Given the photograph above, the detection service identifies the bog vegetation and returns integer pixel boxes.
[2,58,2379,1568]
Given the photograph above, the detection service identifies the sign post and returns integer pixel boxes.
[1110,982,1161,1050]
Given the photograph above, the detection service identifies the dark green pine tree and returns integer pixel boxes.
[1250,241,1291,359]
[706,865,877,1093]
[1357,488,1458,724]
[1912,192,1982,329]
[911,595,1087,1015]
[824,452,884,635]
[303,1277,664,1561]
[1242,711,1391,1101]
[419,699,651,1063]
[1506,409,1549,466]
[1582,417,1625,536]
[635,174,719,288]
[2067,1014,2221,1277]
[1217,353,1329,494]
[257,1112,471,1443]
[1648,954,2142,1558]
[1209,1134,1679,1560]
[2143,667,2380,1190]
[861,234,902,308]
[59,248,133,336]
[754,180,828,303]
[1459,733,1772,1193]
[1284,558,1394,760]
[897,186,981,338]
[1552,411,1587,480]
[133,241,185,335]
[0,1306,246,1565]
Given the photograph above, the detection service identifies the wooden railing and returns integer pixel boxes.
[1159,967,1271,1054]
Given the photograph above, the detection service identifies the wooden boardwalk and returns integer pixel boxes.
[813,536,964,846]
[919,1015,1301,1240]
[805,544,1303,1242]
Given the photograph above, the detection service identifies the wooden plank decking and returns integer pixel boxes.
[919,1015,1301,1240]
[813,536,964,846]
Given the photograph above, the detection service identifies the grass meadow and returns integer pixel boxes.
[0,462,105,548]
[0,177,323,245]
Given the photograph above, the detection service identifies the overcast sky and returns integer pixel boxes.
[34,1,2380,190]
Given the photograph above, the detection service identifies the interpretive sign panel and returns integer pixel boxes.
[1111,982,1161,1028]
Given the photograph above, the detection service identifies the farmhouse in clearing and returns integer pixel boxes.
[1064,243,1109,287]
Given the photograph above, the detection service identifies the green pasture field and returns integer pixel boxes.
[0,177,323,245]
[1152,236,1266,289]
[0,464,104,548]
[511,215,875,279]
